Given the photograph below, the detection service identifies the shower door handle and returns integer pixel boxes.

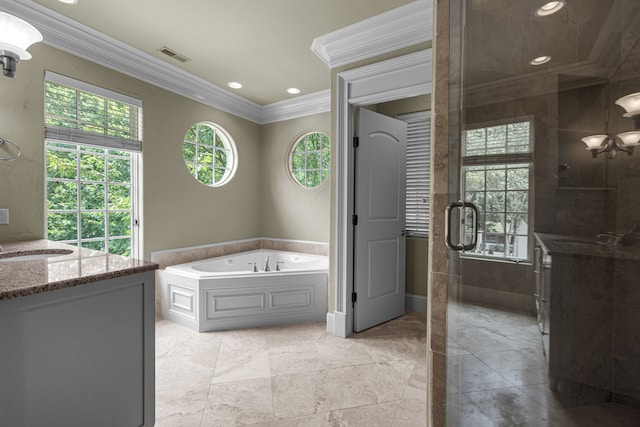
[445,200,479,251]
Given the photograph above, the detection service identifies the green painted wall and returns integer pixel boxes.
[0,43,330,260]
[259,113,331,242]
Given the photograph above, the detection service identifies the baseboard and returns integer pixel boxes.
[460,284,535,314]
[406,293,427,313]
[331,311,350,338]
[326,312,335,335]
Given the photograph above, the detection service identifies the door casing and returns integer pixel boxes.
[329,49,432,338]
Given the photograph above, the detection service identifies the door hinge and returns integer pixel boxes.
[353,136,359,148]
[352,292,357,304]
[352,214,358,225]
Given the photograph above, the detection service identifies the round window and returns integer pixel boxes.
[289,132,330,188]
[183,122,237,186]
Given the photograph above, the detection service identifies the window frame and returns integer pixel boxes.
[182,122,237,187]
[45,142,141,257]
[461,116,535,263]
[288,131,331,189]
[44,72,142,258]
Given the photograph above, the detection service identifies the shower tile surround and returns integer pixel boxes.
[151,238,329,316]
[430,1,640,425]
[446,302,640,427]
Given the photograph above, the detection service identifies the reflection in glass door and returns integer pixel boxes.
[445,0,640,425]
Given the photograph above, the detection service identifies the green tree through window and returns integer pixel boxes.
[44,74,141,257]
[183,122,236,186]
[462,120,533,261]
[290,132,330,188]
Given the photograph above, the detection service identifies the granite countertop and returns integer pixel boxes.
[534,232,640,262]
[0,240,159,301]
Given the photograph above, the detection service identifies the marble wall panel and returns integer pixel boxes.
[428,0,451,425]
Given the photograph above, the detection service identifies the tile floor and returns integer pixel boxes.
[155,312,427,426]
[446,301,640,426]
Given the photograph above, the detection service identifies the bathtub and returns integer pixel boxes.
[162,249,328,332]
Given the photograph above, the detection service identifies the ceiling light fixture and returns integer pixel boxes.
[530,56,551,66]
[228,82,242,89]
[535,1,565,17]
[615,92,640,127]
[287,88,301,95]
[58,0,79,4]
[581,133,638,159]
[580,92,640,158]
[0,12,43,78]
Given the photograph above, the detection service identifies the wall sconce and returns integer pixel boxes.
[580,92,640,158]
[0,12,43,78]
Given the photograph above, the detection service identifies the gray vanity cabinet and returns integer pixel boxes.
[0,271,156,427]
[534,245,551,363]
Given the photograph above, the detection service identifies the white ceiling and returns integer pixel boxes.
[27,0,416,106]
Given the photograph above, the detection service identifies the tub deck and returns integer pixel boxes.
[162,250,328,332]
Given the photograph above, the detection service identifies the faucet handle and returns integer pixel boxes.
[275,261,284,271]
[248,262,258,272]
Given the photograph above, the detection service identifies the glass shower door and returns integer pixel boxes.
[444,0,640,425]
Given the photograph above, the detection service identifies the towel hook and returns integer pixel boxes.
[0,138,22,161]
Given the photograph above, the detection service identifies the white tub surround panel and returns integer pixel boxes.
[162,249,328,332]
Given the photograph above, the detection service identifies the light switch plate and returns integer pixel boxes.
[0,209,9,225]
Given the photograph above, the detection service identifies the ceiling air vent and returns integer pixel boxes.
[157,46,191,63]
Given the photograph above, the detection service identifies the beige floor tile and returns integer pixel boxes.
[262,321,327,348]
[211,346,270,384]
[156,354,216,392]
[314,335,376,369]
[269,344,327,375]
[201,377,274,426]
[271,370,326,418]
[155,384,209,427]
[474,347,548,387]
[446,354,514,393]
[356,333,426,363]
[326,402,397,426]
[218,327,269,351]
[392,385,427,426]
[156,314,428,426]
[251,413,328,427]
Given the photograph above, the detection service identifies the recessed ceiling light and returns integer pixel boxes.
[530,55,552,66]
[287,88,301,95]
[535,1,565,17]
[58,0,78,4]
[228,82,242,89]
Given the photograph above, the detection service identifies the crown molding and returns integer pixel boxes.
[260,90,330,124]
[0,0,267,123]
[339,49,432,105]
[311,0,432,69]
[0,0,414,124]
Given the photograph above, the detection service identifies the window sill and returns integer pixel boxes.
[460,255,532,266]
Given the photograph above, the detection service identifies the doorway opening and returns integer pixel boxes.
[330,49,433,338]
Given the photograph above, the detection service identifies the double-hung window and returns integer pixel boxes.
[461,118,533,261]
[399,111,431,237]
[44,72,142,257]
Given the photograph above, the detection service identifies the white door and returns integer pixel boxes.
[353,108,407,332]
